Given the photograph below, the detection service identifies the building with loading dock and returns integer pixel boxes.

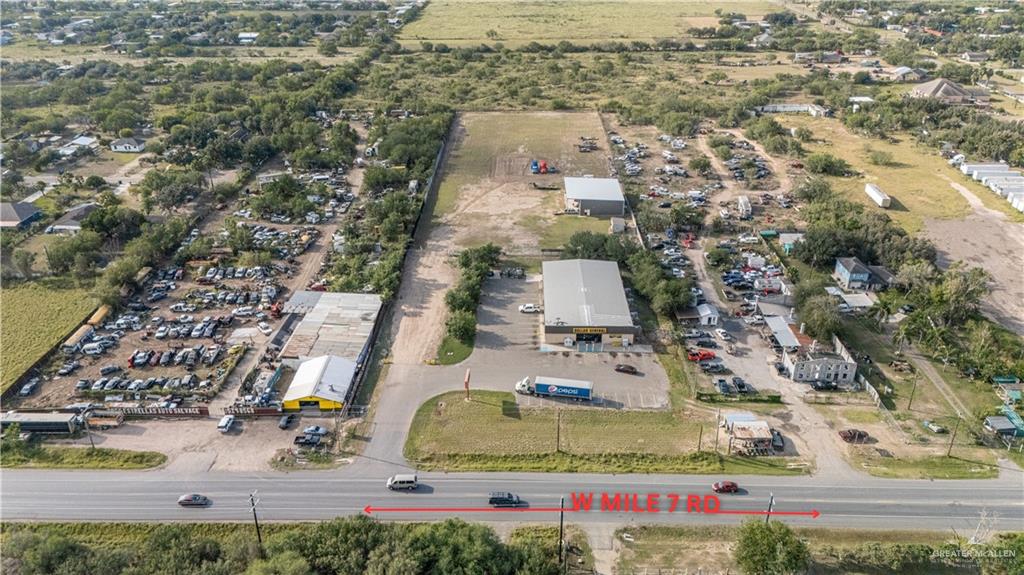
[541,259,638,349]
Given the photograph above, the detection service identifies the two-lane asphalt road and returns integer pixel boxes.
[4,469,1022,532]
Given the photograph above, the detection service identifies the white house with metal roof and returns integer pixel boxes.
[541,259,637,348]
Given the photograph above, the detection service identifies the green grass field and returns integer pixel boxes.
[435,334,474,365]
[777,116,1024,233]
[1,446,166,470]
[850,450,999,480]
[614,525,980,574]
[405,391,805,474]
[0,280,97,393]
[400,0,776,47]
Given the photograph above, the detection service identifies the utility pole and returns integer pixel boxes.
[556,409,561,453]
[83,416,96,450]
[714,409,721,453]
[906,378,918,411]
[947,417,962,457]
[697,424,703,452]
[765,492,775,525]
[249,490,263,547]
[557,496,565,565]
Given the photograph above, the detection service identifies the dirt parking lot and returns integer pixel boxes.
[924,180,1024,336]
[56,413,338,472]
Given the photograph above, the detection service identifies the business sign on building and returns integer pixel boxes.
[573,327,608,335]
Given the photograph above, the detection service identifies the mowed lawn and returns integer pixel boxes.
[405,391,804,474]
[401,0,776,47]
[778,116,1024,233]
[0,281,97,392]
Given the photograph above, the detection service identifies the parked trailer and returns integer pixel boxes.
[986,178,1024,194]
[981,173,1023,186]
[991,183,1024,198]
[516,376,593,401]
[970,169,1018,182]
[85,410,125,430]
[864,183,891,208]
[960,162,1007,175]
[1,411,80,434]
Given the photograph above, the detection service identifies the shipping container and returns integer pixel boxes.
[864,183,891,208]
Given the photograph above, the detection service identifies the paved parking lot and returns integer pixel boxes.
[461,276,671,410]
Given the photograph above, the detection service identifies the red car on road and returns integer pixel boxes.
[712,481,739,494]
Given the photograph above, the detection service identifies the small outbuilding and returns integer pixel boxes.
[697,303,719,326]
[563,177,625,216]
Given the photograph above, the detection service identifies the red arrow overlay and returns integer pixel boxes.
[711,509,820,518]
[364,505,819,518]
[364,505,574,515]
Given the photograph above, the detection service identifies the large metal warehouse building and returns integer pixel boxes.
[541,259,638,349]
[278,291,383,411]
[564,177,625,216]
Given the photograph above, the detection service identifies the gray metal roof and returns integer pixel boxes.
[280,291,382,360]
[0,202,41,225]
[764,315,800,348]
[542,259,632,328]
[564,177,624,203]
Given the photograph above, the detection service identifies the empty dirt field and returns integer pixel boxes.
[436,111,614,255]
[400,0,777,47]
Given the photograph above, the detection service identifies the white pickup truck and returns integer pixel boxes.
[518,304,542,314]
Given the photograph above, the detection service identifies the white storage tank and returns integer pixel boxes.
[865,183,891,208]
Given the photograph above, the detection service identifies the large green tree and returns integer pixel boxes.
[734,519,810,575]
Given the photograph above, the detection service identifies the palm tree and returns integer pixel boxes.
[869,295,897,332]
[892,322,912,354]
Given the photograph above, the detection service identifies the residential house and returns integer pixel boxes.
[47,202,99,234]
[961,51,989,63]
[751,32,773,48]
[237,32,259,44]
[783,335,858,385]
[793,52,817,64]
[57,135,98,157]
[833,257,893,291]
[909,78,988,106]
[0,202,42,230]
[890,66,926,82]
[109,137,145,153]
